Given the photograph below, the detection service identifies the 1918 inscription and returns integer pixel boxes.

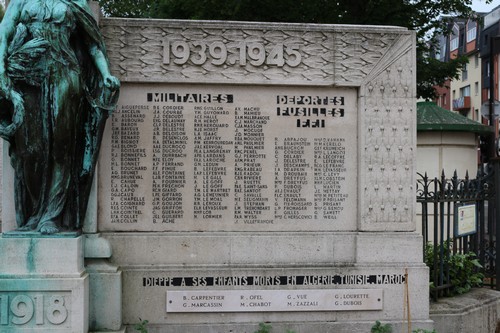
[0,293,70,328]
[99,85,357,231]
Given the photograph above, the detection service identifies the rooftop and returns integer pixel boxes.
[417,102,493,135]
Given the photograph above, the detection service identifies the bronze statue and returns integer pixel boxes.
[0,0,119,234]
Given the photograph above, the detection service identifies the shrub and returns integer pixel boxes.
[424,241,483,295]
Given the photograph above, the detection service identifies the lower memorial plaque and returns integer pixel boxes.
[166,289,383,312]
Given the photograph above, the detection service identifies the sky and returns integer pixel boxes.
[471,0,499,13]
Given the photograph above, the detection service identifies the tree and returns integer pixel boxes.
[0,4,4,21]
[103,0,491,100]
[97,0,158,18]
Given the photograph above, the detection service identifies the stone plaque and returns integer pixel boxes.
[166,289,383,312]
[0,292,71,329]
[99,84,357,231]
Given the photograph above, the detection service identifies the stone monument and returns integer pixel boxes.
[1,14,432,333]
[0,1,120,332]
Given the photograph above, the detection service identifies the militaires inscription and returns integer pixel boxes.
[99,85,356,231]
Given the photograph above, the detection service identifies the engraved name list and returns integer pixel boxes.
[99,85,357,232]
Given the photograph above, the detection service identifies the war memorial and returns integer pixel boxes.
[0,2,432,332]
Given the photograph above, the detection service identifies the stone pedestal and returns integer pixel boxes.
[84,234,123,332]
[0,235,88,332]
[106,231,431,332]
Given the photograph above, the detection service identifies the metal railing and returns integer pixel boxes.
[416,166,496,300]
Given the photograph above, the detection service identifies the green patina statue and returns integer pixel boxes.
[0,0,119,234]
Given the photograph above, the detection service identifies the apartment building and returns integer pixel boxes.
[481,6,500,113]
[449,18,483,121]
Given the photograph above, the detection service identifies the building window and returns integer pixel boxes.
[451,37,459,51]
[475,54,479,68]
[460,85,470,97]
[475,82,479,95]
[467,27,476,43]
[462,63,468,81]
[453,90,456,99]
[442,94,447,106]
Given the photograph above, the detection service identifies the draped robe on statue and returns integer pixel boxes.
[0,0,118,232]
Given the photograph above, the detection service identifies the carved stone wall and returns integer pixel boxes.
[359,34,416,230]
[100,19,416,231]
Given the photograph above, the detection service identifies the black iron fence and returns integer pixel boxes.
[416,166,497,300]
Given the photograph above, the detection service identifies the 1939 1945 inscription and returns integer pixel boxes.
[162,39,302,68]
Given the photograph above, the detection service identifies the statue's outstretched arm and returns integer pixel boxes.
[89,44,120,91]
[75,0,119,91]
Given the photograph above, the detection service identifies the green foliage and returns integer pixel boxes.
[417,56,469,101]
[152,0,478,100]
[254,322,272,333]
[97,0,159,18]
[371,321,438,333]
[448,252,484,295]
[371,321,393,333]
[100,0,489,100]
[253,322,296,333]
[134,319,149,333]
[424,242,484,296]
[153,0,345,23]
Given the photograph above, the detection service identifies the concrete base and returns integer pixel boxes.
[125,320,434,333]
[85,234,123,331]
[90,328,126,333]
[87,259,122,331]
[0,235,89,332]
[104,231,430,330]
[430,288,500,333]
